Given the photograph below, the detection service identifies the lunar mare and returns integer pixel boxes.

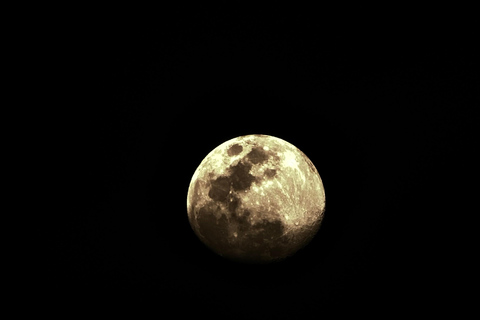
[187,134,326,263]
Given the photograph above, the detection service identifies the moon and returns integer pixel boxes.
[187,134,326,263]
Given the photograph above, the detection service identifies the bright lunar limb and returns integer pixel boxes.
[187,134,326,263]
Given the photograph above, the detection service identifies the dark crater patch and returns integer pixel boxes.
[250,220,284,245]
[234,210,252,234]
[235,216,287,262]
[253,219,284,242]
[230,211,284,246]
[229,161,256,191]
[264,168,276,178]
[246,147,269,164]
[227,195,240,215]
[227,144,243,156]
[197,202,289,262]
[208,176,230,202]
[196,206,230,252]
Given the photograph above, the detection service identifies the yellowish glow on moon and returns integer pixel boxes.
[187,134,326,263]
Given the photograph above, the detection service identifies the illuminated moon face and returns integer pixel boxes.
[187,134,326,263]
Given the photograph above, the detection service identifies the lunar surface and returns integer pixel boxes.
[187,134,326,263]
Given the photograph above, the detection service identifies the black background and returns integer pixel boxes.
[49,14,476,317]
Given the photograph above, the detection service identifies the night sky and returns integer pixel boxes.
[49,14,475,317]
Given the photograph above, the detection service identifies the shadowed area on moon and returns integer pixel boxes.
[196,204,288,262]
[208,176,230,202]
[246,146,269,164]
[264,168,276,178]
[227,144,243,156]
[194,143,292,262]
[230,162,256,191]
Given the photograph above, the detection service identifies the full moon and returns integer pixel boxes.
[187,134,326,263]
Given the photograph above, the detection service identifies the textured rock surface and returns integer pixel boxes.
[187,134,326,263]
